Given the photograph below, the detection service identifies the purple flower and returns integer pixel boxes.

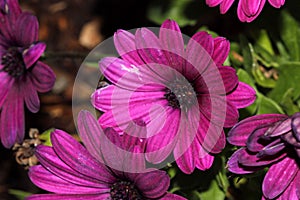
[0,0,55,148]
[28,111,185,200]
[227,113,300,199]
[92,19,256,174]
[205,0,285,22]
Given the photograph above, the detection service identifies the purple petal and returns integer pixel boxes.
[195,147,214,171]
[291,113,300,142]
[114,30,144,66]
[206,0,223,7]
[134,170,170,199]
[0,85,24,148]
[246,126,269,152]
[1,0,21,17]
[257,139,286,157]
[14,12,39,45]
[226,82,256,109]
[146,108,180,164]
[30,61,56,93]
[23,77,40,113]
[77,110,105,163]
[237,0,266,22]
[161,193,187,200]
[262,157,298,199]
[281,131,300,148]
[296,172,300,199]
[227,114,287,146]
[268,0,285,8]
[23,42,46,69]
[212,37,230,65]
[29,165,109,194]
[34,145,110,187]
[277,177,298,200]
[0,72,13,107]
[220,0,235,13]
[265,117,292,137]
[26,193,110,200]
[159,19,185,74]
[50,130,116,183]
[227,148,263,174]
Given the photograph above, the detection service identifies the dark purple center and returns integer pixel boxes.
[1,47,26,77]
[110,181,142,200]
[164,78,196,110]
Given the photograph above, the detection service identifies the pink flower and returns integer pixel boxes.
[0,0,55,148]
[227,113,300,199]
[205,0,285,22]
[28,111,186,200]
[92,19,256,174]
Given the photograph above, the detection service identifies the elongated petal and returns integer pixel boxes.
[246,126,269,152]
[14,12,39,45]
[227,114,287,146]
[0,85,24,148]
[276,174,298,200]
[135,170,170,199]
[291,113,300,142]
[23,77,40,113]
[0,73,13,107]
[268,0,285,8]
[262,157,298,199]
[206,0,223,7]
[227,148,263,174]
[23,42,45,69]
[50,130,116,183]
[30,61,56,93]
[114,30,144,66]
[162,193,187,200]
[226,82,256,109]
[26,193,110,200]
[195,146,214,171]
[212,37,230,65]
[237,0,266,22]
[29,165,109,194]
[265,117,292,137]
[220,0,235,13]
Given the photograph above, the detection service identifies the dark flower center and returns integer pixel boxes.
[110,181,142,200]
[164,78,196,110]
[1,47,26,77]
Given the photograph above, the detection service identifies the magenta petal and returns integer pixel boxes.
[77,110,105,163]
[50,130,116,183]
[206,0,223,7]
[296,172,300,199]
[91,85,114,112]
[227,148,262,174]
[195,146,214,171]
[14,12,39,45]
[265,117,292,137]
[262,157,298,199]
[220,0,235,13]
[23,42,46,69]
[30,61,56,93]
[227,114,287,146]
[162,193,187,200]
[277,176,298,200]
[226,82,256,109]
[29,165,108,194]
[23,78,40,113]
[291,113,300,141]
[26,193,110,200]
[268,0,285,8]
[0,86,24,148]
[212,37,230,65]
[135,170,170,199]
[114,30,144,66]
[0,73,13,107]
[246,126,269,152]
[237,0,266,22]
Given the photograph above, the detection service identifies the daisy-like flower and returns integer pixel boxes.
[0,0,55,148]
[28,111,185,200]
[92,19,256,174]
[205,0,285,22]
[227,113,300,199]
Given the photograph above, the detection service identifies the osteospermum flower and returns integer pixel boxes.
[0,0,55,148]
[227,113,300,199]
[205,0,285,22]
[92,19,256,174]
[28,111,185,200]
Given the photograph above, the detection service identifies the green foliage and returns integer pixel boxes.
[9,189,31,200]
[39,128,55,146]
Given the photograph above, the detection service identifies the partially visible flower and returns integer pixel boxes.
[0,0,55,148]
[92,19,256,174]
[27,111,186,200]
[205,0,285,22]
[227,113,300,199]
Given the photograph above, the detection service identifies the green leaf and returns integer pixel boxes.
[280,11,300,61]
[147,0,197,26]
[256,93,284,114]
[255,29,274,55]
[197,179,226,200]
[280,88,300,115]
[9,189,31,200]
[239,35,253,73]
[269,62,300,102]
[39,128,55,146]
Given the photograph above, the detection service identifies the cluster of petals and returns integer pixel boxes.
[227,113,300,199]
[205,0,285,22]
[27,111,185,200]
[92,19,256,174]
[0,0,55,148]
